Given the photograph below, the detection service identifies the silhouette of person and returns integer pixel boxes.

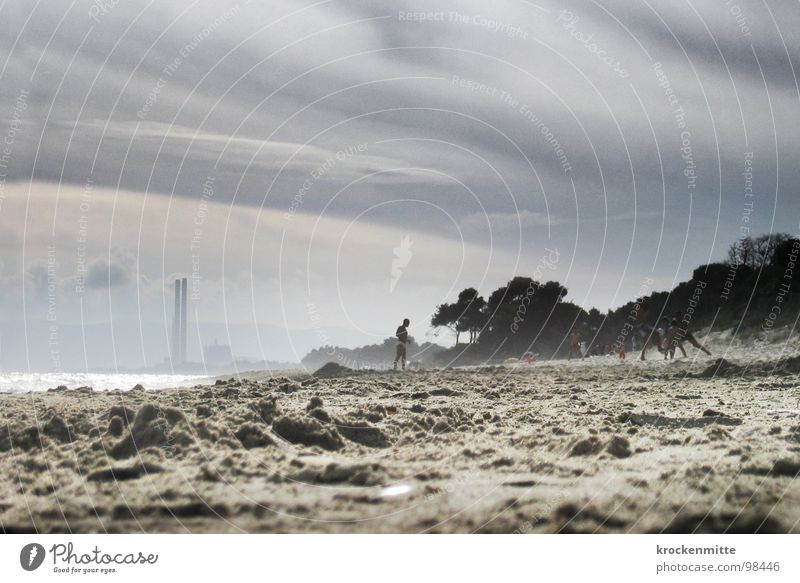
[672,310,712,356]
[636,306,664,361]
[655,317,678,359]
[568,329,582,360]
[393,318,410,371]
[662,318,683,359]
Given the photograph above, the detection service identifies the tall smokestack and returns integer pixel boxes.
[172,279,181,365]
[180,277,188,363]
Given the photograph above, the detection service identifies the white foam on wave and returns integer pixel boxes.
[0,372,211,393]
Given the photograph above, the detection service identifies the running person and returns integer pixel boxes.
[664,318,687,359]
[672,310,712,356]
[656,317,674,360]
[393,318,410,371]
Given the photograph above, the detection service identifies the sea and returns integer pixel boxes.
[0,372,211,393]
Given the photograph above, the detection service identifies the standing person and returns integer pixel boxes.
[393,318,410,371]
[568,329,582,360]
[636,307,664,361]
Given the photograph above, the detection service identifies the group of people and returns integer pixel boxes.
[636,310,712,361]
[391,308,713,371]
[566,309,712,363]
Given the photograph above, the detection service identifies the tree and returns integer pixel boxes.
[428,231,800,362]
[772,236,800,269]
[727,236,757,269]
[431,302,461,344]
[478,277,577,356]
[755,233,793,268]
[431,288,488,345]
[456,288,487,343]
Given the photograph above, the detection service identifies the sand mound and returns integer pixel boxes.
[336,418,391,448]
[313,362,353,378]
[88,461,164,482]
[777,355,800,374]
[699,358,742,378]
[308,408,332,423]
[234,423,275,449]
[570,437,604,457]
[43,416,73,443]
[554,503,629,532]
[110,403,194,459]
[108,405,136,424]
[743,458,800,478]
[0,425,43,451]
[1,412,86,451]
[255,396,281,423]
[290,459,385,486]
[618,411,742,428]
[659,511,786,534]
[606,436,632,458]
[429,388,461,397]
[306,396,324,410]
[276,380,302,393]
[272,415,344,450]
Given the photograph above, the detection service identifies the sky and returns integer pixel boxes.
[0,0,798,371]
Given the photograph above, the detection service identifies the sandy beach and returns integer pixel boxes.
[2,345,799,534]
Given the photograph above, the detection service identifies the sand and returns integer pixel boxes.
[2,347,800,533]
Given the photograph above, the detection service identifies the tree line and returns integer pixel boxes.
[430,233,800,362]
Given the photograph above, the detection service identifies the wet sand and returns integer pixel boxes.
[2,348,799,533]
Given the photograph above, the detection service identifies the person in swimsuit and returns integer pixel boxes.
[393,318,410,371]
[568,329,583,360]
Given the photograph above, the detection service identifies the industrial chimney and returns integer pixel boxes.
[180,277,188,363]
[172,279,181,365]
[172,277,189,366]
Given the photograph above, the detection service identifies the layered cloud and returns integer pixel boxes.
[0,0,797,368]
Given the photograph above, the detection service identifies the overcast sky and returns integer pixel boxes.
[0,0,798,370]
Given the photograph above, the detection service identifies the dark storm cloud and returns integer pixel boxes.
[0,0,795,233]
[0,0,798,348]
[9,2,789,214]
